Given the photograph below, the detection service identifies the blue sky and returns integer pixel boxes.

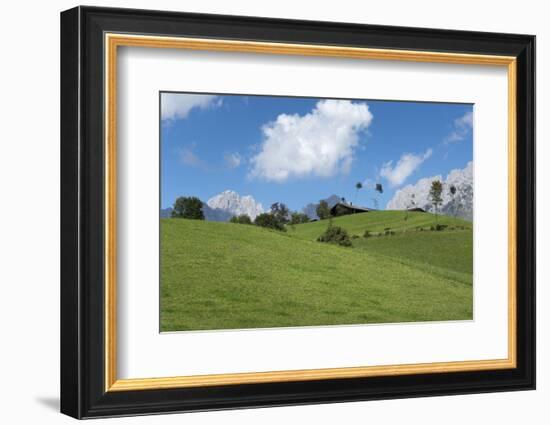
[160,92,473,211]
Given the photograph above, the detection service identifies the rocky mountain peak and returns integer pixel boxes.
[386,161,473,221]
[206,190,264,220]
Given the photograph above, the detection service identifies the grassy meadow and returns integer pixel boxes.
[160,211,473,332]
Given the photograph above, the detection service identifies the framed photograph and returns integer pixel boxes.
[60,6,535,419]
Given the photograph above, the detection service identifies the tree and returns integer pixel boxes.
[171,196,204,220]
[290,212,310,225]
[254,212,286,231]
[354,182,363,207]
[316,200,331,220]
[450,185,457,196]
[429,180,444,222]
[449,185,457,217]
[270,202,290,224]
[230,214,252,225]
[373,183,383,210]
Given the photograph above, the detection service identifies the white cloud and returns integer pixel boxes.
[224,152,242,169]
[444,110,473,144]
[380,148,432,187]
[161,93,220,121]
[248,99,373,182]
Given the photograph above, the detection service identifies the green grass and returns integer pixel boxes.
[161,213,473,332]
[353,230,472,285]
[287,210,471,241]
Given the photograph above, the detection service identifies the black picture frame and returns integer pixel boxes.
[61,5,535,419]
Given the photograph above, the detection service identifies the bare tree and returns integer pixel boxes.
[371,198,379,210]
[374,183,383,210]
[354,182,363,208]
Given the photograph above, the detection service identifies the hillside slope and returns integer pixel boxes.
[288,210,471,242]
[161,218,472,331]
[353,231,472,285]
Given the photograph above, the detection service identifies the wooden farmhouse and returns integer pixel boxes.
[330,202,374,216]
[329,202,427,216]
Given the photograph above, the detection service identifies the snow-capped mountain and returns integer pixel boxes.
[386,161,473,221]
[206,190,264,221]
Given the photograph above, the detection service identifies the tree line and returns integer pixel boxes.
[169,179,461,232]
[170,196,309,232]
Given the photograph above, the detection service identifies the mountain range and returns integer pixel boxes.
[162,163,473,223]
[386,161,473,221]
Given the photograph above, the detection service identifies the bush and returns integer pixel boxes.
[254,213,286,231]
[430,224,448,231]
[317,225,352,247]
[363,230,372,238]
[230,214,252,225]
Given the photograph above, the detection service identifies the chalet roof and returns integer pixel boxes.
[330,202,373,214]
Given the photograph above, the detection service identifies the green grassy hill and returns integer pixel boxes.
[353,231,472,285]
[161,213,472,332]
[289,211,473,285]
[288,210,472,241]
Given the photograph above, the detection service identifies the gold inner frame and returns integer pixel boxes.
[104,33,517,392]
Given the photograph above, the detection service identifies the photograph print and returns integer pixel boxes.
[160,92,474,332]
